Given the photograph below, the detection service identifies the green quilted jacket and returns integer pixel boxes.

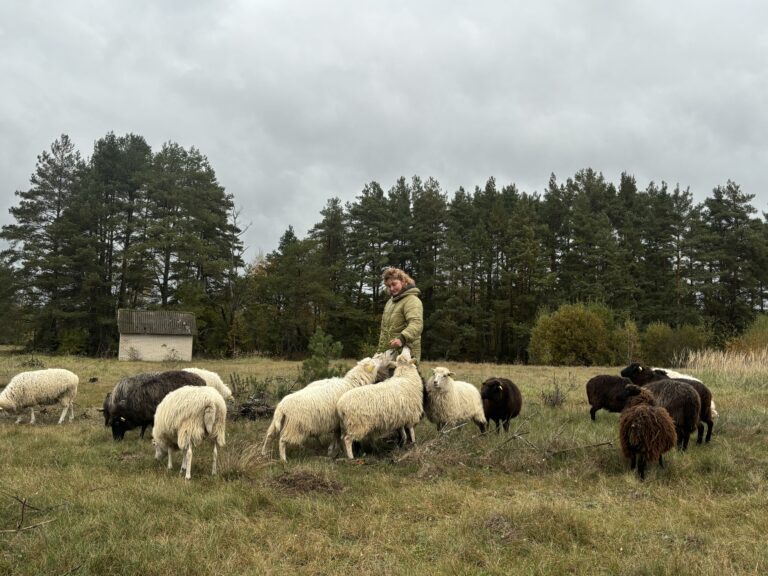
[377,285,423,362]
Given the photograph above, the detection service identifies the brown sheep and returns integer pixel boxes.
[642,379,701,451]
[585,375,632,420]
[480,377,522,433]
[618,384,677,480]
[621,363,714,444]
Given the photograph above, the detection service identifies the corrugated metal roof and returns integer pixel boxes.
[117,309,197,336]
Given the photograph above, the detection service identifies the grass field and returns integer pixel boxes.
[0,350,766,575]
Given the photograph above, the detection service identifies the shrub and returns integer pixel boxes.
[726,314,768,353]
[528,303,614,366]
[641,322,711,366]
[297,328,347,385]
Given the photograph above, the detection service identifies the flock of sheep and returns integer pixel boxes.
[0,350,715,481]
[586,363,718,479]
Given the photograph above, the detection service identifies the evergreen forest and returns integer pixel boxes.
[2,133,767,363]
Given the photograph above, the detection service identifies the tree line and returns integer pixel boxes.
[2,133,767,362]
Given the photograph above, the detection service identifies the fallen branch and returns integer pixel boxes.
[0,518,56,533]
[546,441,613,457]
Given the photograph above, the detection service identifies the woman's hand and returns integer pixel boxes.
[389,338,402,348]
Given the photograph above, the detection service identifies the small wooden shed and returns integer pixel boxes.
[117,309,197,362]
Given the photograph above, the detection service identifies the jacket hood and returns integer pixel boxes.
[391,284,420,301]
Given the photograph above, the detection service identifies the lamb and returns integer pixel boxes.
[621,363,714,444]
[152,386,227,480]
[0,369,79,424]
[424,367,487,433]
[585,375,632,420]
[618,384,677,480]
[261,354,389,461]
[182,368,233,401]
[108,370,206,440]
[336,348,424,459]
[480,377,523,433]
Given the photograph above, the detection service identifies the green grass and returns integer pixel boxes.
[0,351,766,575]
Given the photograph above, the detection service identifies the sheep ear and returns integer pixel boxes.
[448,371,455,377]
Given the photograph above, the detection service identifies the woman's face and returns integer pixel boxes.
[386,278,404,296]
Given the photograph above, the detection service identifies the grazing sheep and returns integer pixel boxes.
[480,377,522,433]
[621,363,714,444]
[261,354,389,461]
[152,386,227,480]
[585,375,632,420]
[182,368,233,401]
[618,384,677,480]
[336,348,424,459]
[642,379,701,450]
[425,367,486,433]
[109,371,206,440]
[0,369,79,424]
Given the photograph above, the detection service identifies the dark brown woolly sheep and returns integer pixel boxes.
[480,377,522,433]
[585,375,632,420]
[618,384,677,480]
[642,379,701,451]
[621,363,714,444]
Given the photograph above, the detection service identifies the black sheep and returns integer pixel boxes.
[618,384,677,480]
[108,371,206,440]
[585,375,632,420]
[480,377,522,433]
[621,363,714,444]
[642,379,701,450]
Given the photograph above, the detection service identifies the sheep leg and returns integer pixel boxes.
[637,457,646,480]
[399,428,408,444]
[658,454,664,468]
[211,444,218,476]
[502,418,510,433]
[629,454,637,470]
[15,415,23,424]
[140,425,148,439]
[589,406,598,421]
[278,438,288,462]
[184,446,193,480]
[494,420,501,434]
[167,449,174,470]
[705,420,713,443]
[696,422,705,445]
[29,408,35,425]
[474,418,486,433]
[406,427,416,444]
[343,435,355,459]
[69,402,75,421]
[58,404,69,424]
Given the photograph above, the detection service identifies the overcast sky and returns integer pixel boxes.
[2,1,767,260]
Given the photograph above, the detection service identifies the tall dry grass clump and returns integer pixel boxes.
[687,348,768,389]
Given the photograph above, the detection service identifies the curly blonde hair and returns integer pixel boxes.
[382,267,415,286]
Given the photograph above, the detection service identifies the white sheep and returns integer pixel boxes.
[182,367,234,401]
[336,347,424,459]
[261,354,389,462]
[0,368,79,424]
[652,367,702,383]
[425,367,487,433]
[152,386,227,480]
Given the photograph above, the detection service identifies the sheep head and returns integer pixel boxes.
[618,383,656,408]
[428,367,454,391]
[481,378,506,401]
[620,363,655,385]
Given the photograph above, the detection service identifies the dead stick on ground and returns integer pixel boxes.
[547,441,613,457]
[0,518,56,533]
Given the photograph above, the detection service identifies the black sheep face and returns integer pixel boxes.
[617,384,643,403]
[111,416,136,440]
[481,380,504,401]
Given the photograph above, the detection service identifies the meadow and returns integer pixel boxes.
[0,350,766,576]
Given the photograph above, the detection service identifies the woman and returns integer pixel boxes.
[377,267,423,362]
